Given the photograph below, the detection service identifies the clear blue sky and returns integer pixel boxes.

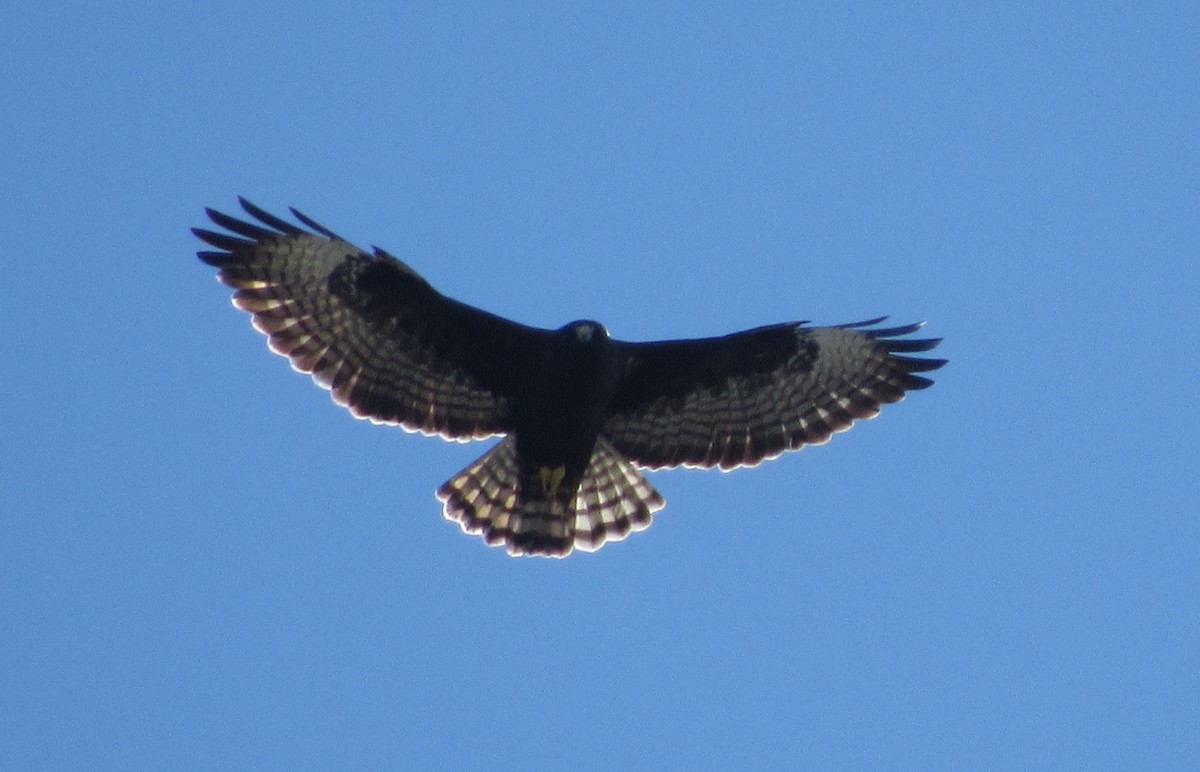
[3,3,1196,768]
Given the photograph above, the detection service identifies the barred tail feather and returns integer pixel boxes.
[436,438,524,550]
[573,437,664,552]
[436,437,665,557]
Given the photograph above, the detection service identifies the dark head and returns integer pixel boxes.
[559,320,609,346]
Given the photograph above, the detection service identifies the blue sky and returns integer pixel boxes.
[2,2,1197,768]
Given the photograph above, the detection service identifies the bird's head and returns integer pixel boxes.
[561,320,609,345]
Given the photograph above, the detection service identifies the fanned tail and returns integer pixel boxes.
[436,437,665,557]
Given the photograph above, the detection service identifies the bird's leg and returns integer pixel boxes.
[538,465,566,499]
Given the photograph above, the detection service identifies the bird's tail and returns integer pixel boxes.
[437,436,665,557]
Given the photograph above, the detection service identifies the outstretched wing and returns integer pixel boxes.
[194,198,546,440]
[604,318,945,469]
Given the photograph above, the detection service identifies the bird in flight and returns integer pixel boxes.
[195,198,946,557]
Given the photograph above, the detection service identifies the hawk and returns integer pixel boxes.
[195,198,946,557]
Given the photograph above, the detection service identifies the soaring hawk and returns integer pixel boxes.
[195,199,946,557]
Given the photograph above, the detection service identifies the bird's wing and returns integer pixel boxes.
[194,198,546,440]
[604,319,946,469]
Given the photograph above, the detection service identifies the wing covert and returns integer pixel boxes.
[194,198,545,440]
[604,319,945,469]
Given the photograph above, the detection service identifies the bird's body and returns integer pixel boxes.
[513,322,618,495]
[195,198,946,557]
